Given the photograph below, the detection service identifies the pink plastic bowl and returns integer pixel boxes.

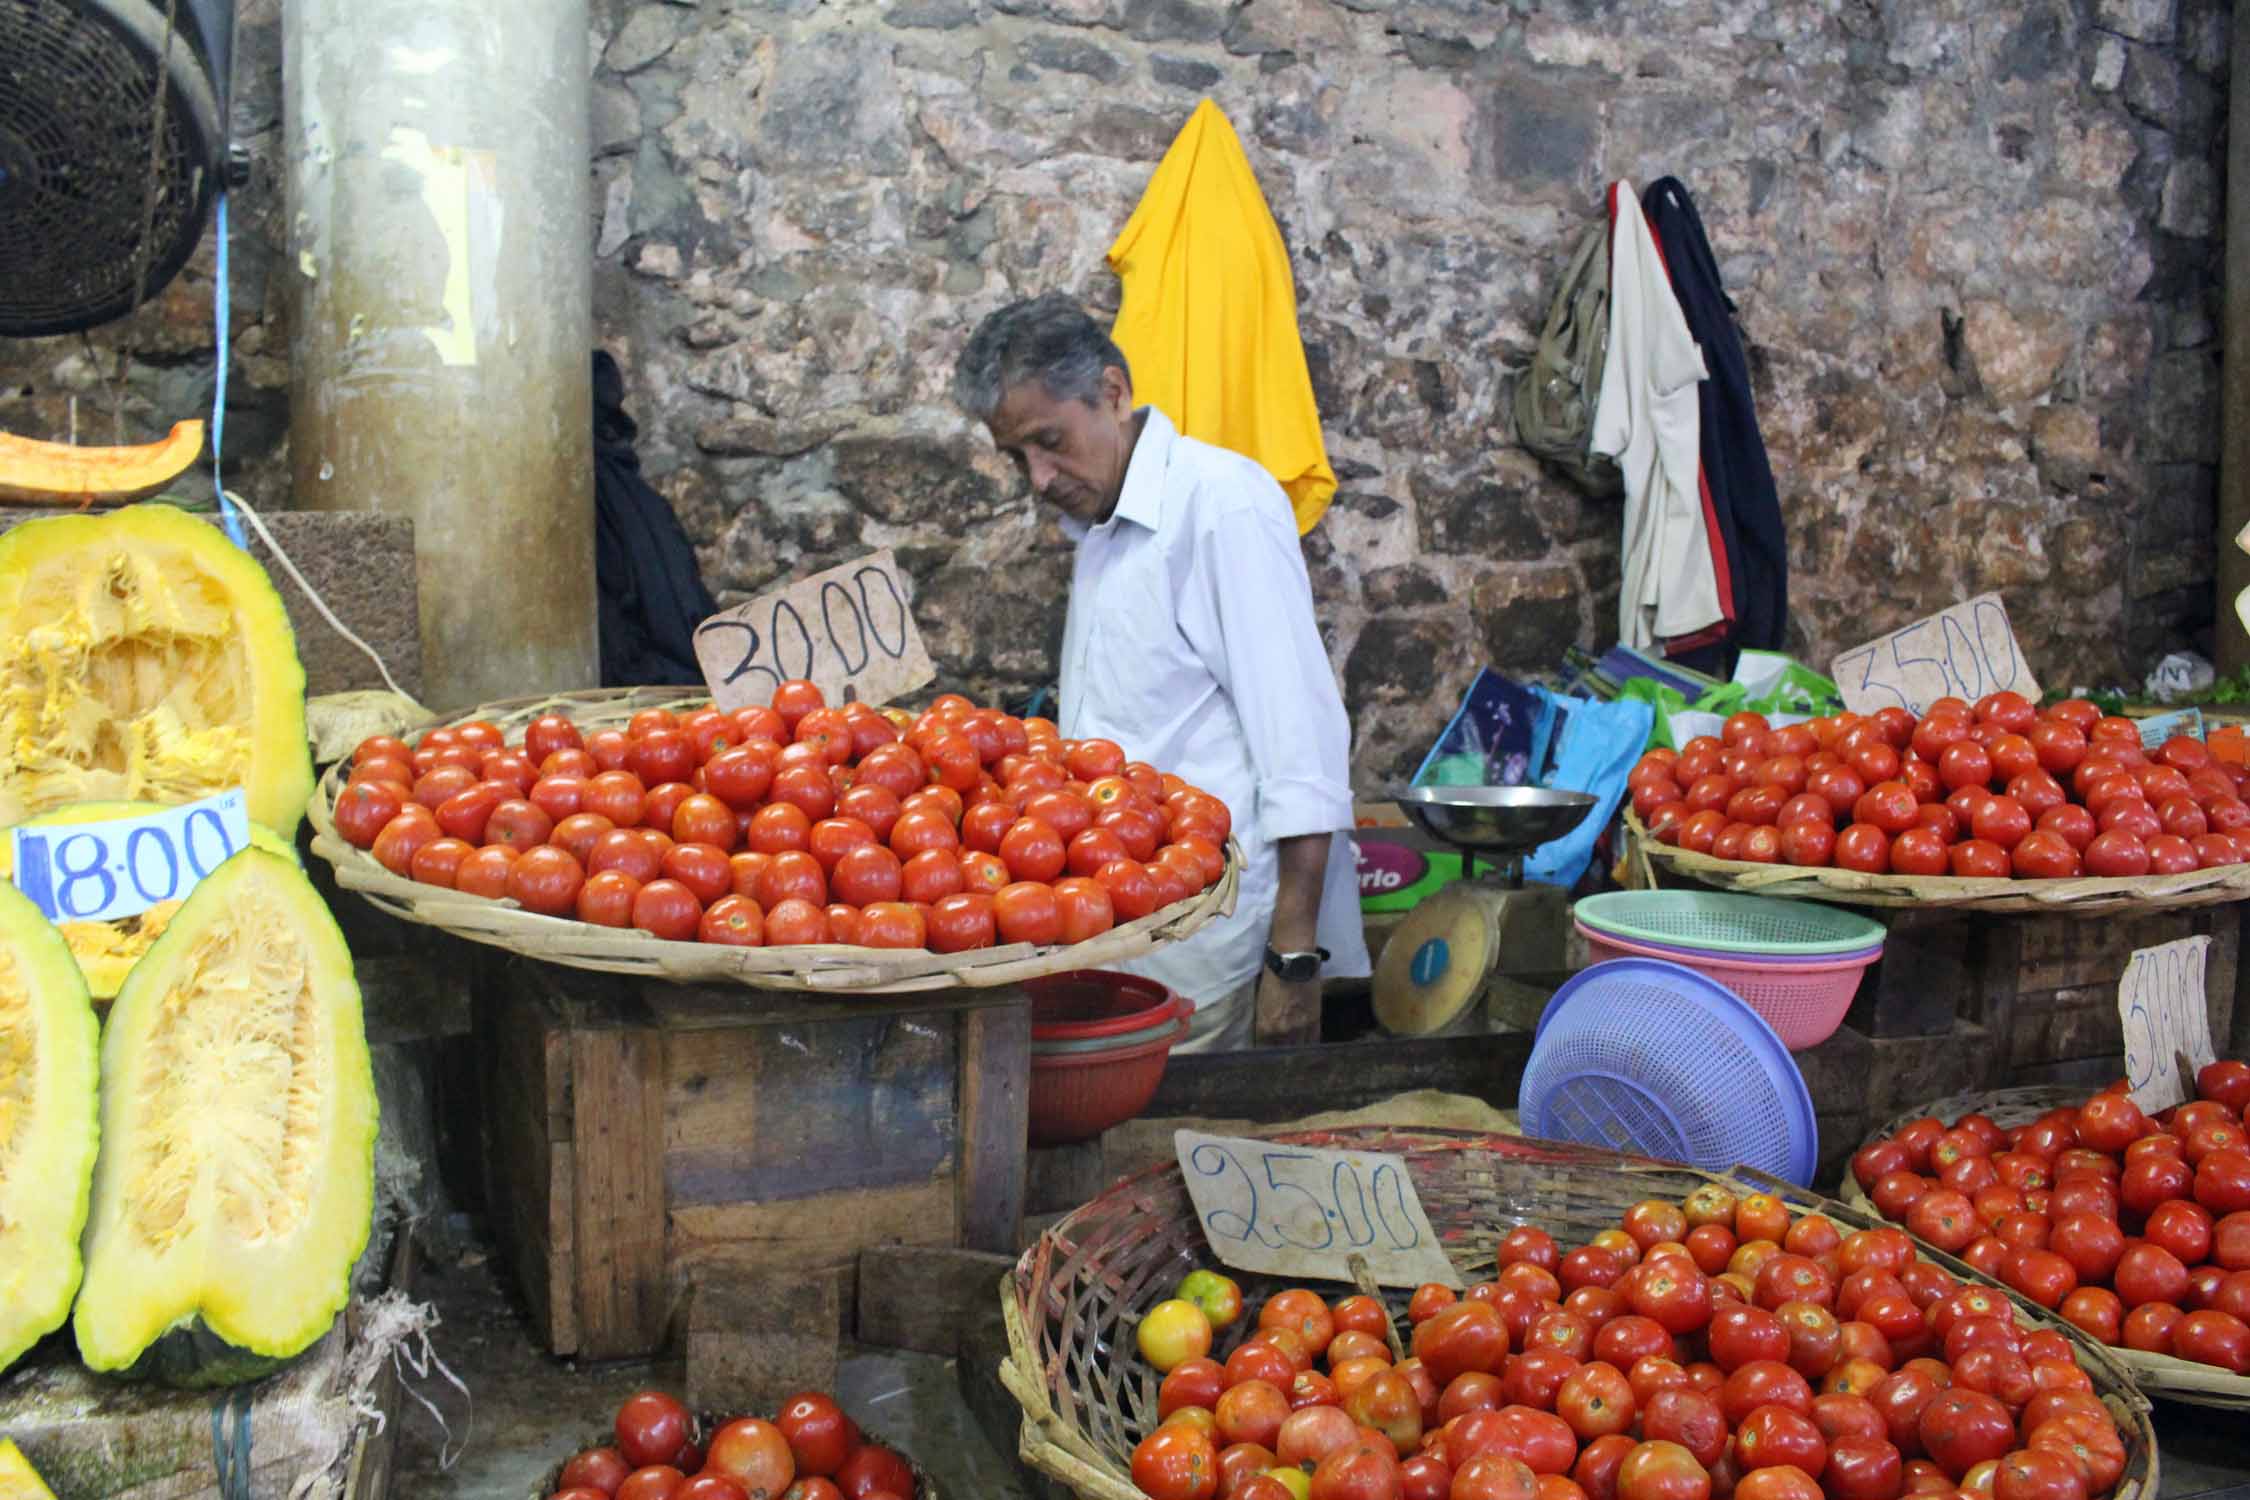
[1574,922,1876,1051]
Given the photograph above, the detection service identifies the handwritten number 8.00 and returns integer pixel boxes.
[36,811,238,921]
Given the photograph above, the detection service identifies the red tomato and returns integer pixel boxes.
[833,1445,915,1500]
[334,780,407,848]
[1614,1439,1712,1500]
[615,1391,692,1470]
[1888,826,1951,877]
[1835,824,1891,874]
[2010,830,2080,879]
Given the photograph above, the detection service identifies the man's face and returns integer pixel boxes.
[985,366,1135,526]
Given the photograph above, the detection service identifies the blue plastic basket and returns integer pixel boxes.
[1521,958,1820,1185]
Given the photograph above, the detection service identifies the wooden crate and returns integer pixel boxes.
[1967,904,2242,1088]
[476,954,1030,1360]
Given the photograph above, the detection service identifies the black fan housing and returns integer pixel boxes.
[0,0,235,337]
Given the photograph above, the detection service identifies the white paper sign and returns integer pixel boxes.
[693,549,935,712]
[1174,1130,1463,1289]
[2136,707,2206,750]
[2120,936,2219,1114]
[1832,594,2040,718]
[8,789,250,924]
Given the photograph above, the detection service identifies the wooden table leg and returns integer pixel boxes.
[958,992,1031,1255]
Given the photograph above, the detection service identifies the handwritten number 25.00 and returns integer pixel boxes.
[1188,1144,1421,1253]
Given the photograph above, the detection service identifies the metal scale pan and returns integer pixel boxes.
[1372,787,1599,1037]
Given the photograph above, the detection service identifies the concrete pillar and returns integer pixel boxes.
[284,0,596,711]
[2220,8,2250,677]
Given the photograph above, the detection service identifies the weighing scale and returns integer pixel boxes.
[1370,786,1599,1037]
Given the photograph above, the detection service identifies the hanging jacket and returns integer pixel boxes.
[593,350,721,686]
[1641,176,1790,653]
[1591,181,1723,651]
[1107,100,1338,534]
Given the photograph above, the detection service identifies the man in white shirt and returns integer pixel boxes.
[953,293,1369,1050]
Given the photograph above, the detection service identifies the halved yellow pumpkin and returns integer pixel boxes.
[0,502,313,833]
[0,801,301,1001]
[0,420,204,505]
[0,1439,60,1498]
[0,878,100,1376]
[73,848,376,1385]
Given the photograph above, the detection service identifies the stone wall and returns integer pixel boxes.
[0,0,2229,784]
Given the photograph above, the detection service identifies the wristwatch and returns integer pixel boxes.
[1263,944,1330,982]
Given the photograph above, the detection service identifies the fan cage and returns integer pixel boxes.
[0,0,226,336]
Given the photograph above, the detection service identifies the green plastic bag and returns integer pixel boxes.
[1618,677,1692,750]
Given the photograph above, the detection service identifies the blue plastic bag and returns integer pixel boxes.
[1524,688,1653,889]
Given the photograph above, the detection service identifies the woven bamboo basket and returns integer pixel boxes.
[1625,811,2250,915]
[304,687,1240,995]
[528,1416,938,1497]
[1000,1127,2158,1500]
[1839,1084,2250,1411]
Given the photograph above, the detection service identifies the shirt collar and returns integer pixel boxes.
[1106,406,1173,534]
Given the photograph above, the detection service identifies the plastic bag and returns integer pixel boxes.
[1524,690,1655,889]
[1411,669,1550,788]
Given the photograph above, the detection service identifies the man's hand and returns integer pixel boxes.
[1254,968,1321,1044]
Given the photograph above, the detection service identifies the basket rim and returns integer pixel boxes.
[303,686,1242,995]
[1000,1128,2162,1497]
[1574,888,1889,953]
[1626,810,2250,914]
[1842,1084,2250,1409]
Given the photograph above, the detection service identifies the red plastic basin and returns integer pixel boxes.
[1027,1012,1194,1147]
[1023,969,1181,1042]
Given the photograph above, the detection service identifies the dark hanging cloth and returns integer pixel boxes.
[1640,177,1790,654]
[593,350,720,686]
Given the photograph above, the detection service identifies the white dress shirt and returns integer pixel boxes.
[1058,408,1370,1037]
[1592,180,1721,650]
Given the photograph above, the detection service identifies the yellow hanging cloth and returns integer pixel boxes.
[1107,100,1337,534]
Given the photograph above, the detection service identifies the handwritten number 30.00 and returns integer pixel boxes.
[698,566,912,694]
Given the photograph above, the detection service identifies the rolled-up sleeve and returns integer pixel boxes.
[1197,504,1355,844]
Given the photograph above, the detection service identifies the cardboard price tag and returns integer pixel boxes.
[1174,1130,1462,1289]
[2119,935,2219,1114]
[1831,594,2040,719]
[8,790,251,925]
[2135,707,2205,750]
[693,548,936,713]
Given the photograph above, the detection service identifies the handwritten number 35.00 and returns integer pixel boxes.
[699,566,911,694]
[1189,1143,1419,1253]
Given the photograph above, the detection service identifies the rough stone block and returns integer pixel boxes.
[2160,158,2219,238]
[685,1272,843,1416]
[2095,0,2177,44]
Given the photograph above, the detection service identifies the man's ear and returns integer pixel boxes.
[1103,364,1132,417]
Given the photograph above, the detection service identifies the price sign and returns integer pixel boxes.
[693,548,935,713]
[1831,594,2040,718]
[1174,1130,1462,1289]
[2119,936,2219,1114]
[2135,707,2205,750]
[9,790,251,925]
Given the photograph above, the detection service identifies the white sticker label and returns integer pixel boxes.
[1174,1130,1463,1289]
[9,790,252,924]
[2120,936,2218,1114]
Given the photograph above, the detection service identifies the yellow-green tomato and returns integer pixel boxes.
[1177,1268,1244,1331]
[1135,1297,1214,1372]
[1263,1466,1312,1500]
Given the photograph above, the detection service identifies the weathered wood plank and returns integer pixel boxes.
[670,1180,958,1279]
[664,1012,957,1205]
[1146,1032,1533,1122]
[958,996,1031,1254]
[571,1024,670,1359]
[478,984,576,1354]
[685,1272,843,1416]
[855,1245,1016,1356]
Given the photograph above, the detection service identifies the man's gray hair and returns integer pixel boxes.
[952,292,1132,421]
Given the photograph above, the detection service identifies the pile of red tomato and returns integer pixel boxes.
[1129,1185,2135,1500]
[329,682,1231,953]
[1629,693,2250,878]
[1850,1059,2250,1377]
[545,1387,915,1500]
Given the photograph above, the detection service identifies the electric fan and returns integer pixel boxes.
[0,0,242,337]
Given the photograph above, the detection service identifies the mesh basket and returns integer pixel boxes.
[1574,889,1887,955]
[1523,958,1819,1184]
[1574,923,1876,1049]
